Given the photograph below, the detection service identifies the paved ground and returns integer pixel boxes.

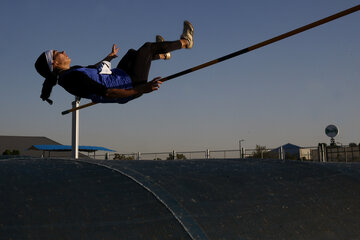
[0,158,359,240]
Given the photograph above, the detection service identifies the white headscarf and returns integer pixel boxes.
[44,50,54,72]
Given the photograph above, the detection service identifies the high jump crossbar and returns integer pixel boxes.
[62,4,360,115]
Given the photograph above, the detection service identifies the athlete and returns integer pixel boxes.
[35,21,194,105]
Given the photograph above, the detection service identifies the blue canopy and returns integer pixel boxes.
[30,145,115,152]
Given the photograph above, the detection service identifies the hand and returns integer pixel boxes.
[142,77,163,93]
[108,44,119,59]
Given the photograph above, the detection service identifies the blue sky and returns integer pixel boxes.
[0,0,359,153]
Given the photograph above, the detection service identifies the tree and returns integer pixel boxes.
[349,143,357,147]
[2,149,20,155]
[167,153,187,160]
[249,145,283,159]
[12,150,20,155]
[265,151,280,159]
[250,145,267,158]
[2,149,11,155]
[113,154,135,160]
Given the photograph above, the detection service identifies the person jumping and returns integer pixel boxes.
[35,21,194,105]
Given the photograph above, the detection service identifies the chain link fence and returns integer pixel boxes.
[90,144,360,163]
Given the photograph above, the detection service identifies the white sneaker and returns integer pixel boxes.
[180,20,194,49]
[156,35,171,60]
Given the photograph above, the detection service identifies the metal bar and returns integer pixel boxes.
[62,102,96,115]
[161,4,360,83]
[61,5,360,115]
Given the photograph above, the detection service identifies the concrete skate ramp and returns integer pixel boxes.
[0,158,359,239]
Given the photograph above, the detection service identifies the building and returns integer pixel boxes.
[271,143,301,159]
[0,136,115,158]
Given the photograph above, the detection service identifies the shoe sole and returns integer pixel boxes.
[182,20,194,48]
[184,20,194,33]
[156,35,165,42]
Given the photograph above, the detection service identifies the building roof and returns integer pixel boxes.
[0,136,92,158]
[0,136,61,157]
[30,145,115,152]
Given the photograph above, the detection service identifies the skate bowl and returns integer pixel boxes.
[0,158,359,239]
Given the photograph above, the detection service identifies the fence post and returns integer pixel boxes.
[318,143,327,162]
[345,147,347,163]
[325,145,328,162]
[318,143,325,162]
[278,148,281,160]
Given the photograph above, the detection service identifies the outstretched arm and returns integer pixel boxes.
[105,77,163,99]
[95,44,119,66]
